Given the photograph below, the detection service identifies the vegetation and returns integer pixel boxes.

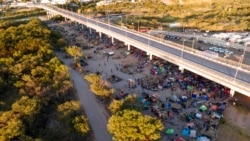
[0,18,90,140]
[0,8,46,21]
[109,95,144,113]
[108,109,164,141]
[74,0,250,31]
[66,45,83,64]
[84,73,115,98]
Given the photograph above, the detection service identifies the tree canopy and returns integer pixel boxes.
[84,73,115,98]
[108,110,164,141]
[109,95,144,113]
[66,45,83,63]
[0,18,90,140]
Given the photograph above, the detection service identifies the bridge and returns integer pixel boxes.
[27,4,249,96]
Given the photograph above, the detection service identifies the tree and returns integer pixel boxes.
[0,111,24,140]
[108,110,164,141]
[109,95,143,113]
[57,100,81,119]
[109,99,124,113]
[85,73,115,98]
[72,115,90,136]
[65,46,83,64]
[11,96,41,118]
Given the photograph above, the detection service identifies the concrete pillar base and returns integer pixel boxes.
[230,89,235,97]
[99,32,102,38]
[179,66,184,73]
[89,28,92,34]
[149,54,153,60]
[127,44,130,51]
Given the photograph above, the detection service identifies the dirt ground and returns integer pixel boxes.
[216,93,250,141]
[51,21,250,141]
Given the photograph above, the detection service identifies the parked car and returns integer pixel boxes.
[198,46,206,51]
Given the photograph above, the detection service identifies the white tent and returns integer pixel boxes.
[189,130,196,138]
[197,136,210,141]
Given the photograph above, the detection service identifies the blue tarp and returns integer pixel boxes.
[182,128,190,137]
[201,95,209,100]
[165,103,171,109]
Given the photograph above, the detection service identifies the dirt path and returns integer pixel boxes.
[58,56,112,141]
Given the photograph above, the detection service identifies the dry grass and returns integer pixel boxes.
[217,120,250,141]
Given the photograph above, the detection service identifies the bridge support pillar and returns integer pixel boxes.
[111,37,114,44]
[179,66,184,73]
[46,11,50,20]
[99,32,102,38]
[149,54,153,60]
[127,44,130,51]
[89,28,92,34]
[65,17,67,21]
[230,89,235,97]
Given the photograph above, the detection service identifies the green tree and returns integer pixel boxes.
[108,110,163,141]
[72,115,90,136]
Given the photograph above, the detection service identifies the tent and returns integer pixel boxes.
[199,105,207,112]
[195,113,202,119]
[189,130,196,138]
[165,103,171,109]
[172,95,180,102]
[166,128,174,135]
[182,127,190,137]
[174,137,186,141]
[187,85,193,91]
[197,136,210,141]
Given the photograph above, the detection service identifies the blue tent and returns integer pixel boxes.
[165,103,171,109]
[182,127,190,137]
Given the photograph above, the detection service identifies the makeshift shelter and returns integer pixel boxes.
[186,115,193,122]
[182,127,190,137]
[165,103,171,109]
[174,137,186,141]
[210,105,218,111]
[199,105,207,112]
[189,130,196,138]
[197,136,210,141]
[128,79,136,88]
[201,95,209,100]
[186,122,195,127]
[195,113,202,119]
[187,85,193,91]
[171,95,181,102]
[166,128,174,135]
